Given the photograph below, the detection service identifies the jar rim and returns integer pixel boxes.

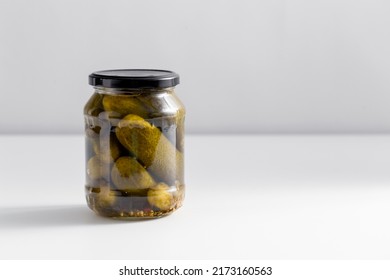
[89,69,180,89]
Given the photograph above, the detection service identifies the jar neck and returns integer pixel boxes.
[94,86,175,96]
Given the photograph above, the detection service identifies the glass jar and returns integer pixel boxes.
[84,69,185,219]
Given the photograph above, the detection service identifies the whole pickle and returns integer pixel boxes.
[84,93,103,138]
[84,92,104,123]
[115,114,184,185]
[147,183,174,211]
[116,115,160,166]
[111,156,155,190]
[87,155,110,181]
[176,108,185,153]
[84,93,103,116]
[140,92,185,152]
[102,95,150,118]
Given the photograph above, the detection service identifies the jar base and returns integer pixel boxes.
[85,188,184,220]
[89,203,182,219]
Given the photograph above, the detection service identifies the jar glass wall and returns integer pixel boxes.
[84,70,185,219]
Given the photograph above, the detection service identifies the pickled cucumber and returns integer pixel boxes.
[116,115,160,166]
[102,95,149,118]
[86,155,110,181]
[116,114,184,185]
[111,156,155,190]
[176,108,185,152]
[147,183,174,211]
[84,92,104,117]
[137,93,185,151]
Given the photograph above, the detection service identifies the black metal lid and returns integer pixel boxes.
[89,69,180,88]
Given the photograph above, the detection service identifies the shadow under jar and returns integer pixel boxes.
[84,69,185,219]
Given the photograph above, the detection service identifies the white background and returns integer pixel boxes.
[1,0,390,265]
[1,0,390,134]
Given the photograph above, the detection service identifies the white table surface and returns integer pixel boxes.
[0,134,390,260]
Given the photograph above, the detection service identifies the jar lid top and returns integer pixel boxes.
[89,69,180,88]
